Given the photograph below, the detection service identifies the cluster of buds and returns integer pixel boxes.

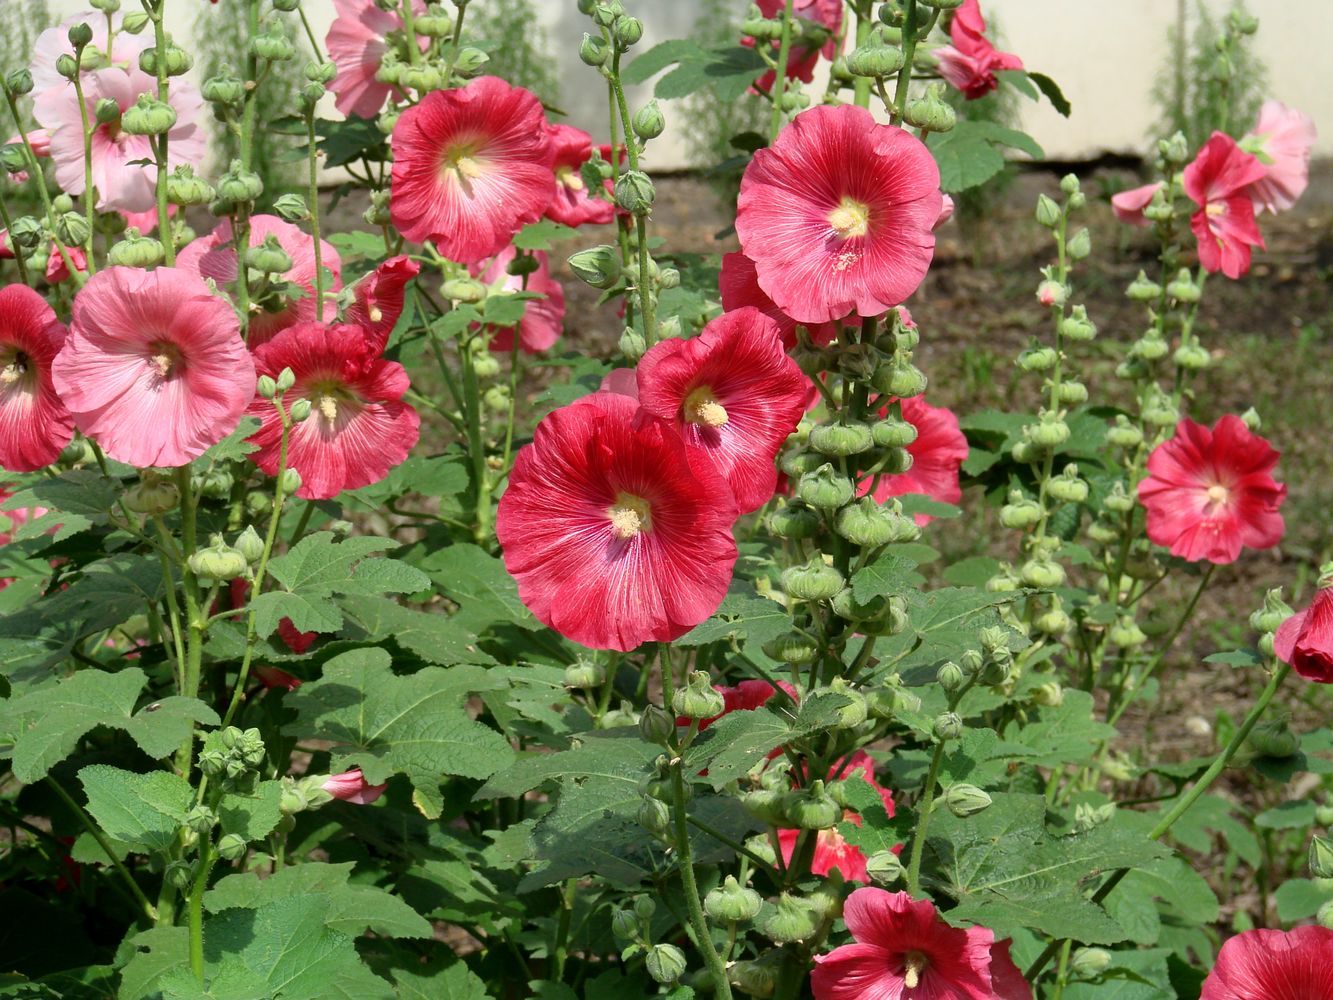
[610,896,687,984]
[198,725,267,793]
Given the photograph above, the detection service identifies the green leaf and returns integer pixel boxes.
[512,219,577,251]
[326,230,389,262]
[676,592,793,666]
[1254,799,1316,829]
[928,120,1045,193]
[78,765,192,855]
[218,781,284,843]
[1028,71,1072,116]
[836,772,911,857]
[1003,691,1116,769]
[684,708,788,789]
[394,958,494,1000]
[622,39,702,85]
[193,416,261,469]
[876,587,1025,676]
[414,543,537,634]
[117,926,191,1000]
[1274,878,1330,921]
[0,667,218,782]
[1163,794,1261,867]
[657,45,768,102]
[339,595,495,666]
[851,553,923,603]
[284,648,513,818]
[1061,949,1172,1000]
[3,469,118,541]
[313,115,389,168]
[1203,649,1263,668]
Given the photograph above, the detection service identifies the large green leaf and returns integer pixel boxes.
[78,765,192,855]
[928,120,1045,193]
[1003,691,1116,769]
[413,543,537,635]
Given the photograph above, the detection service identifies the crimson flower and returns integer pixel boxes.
[326,0,426,119]
[1138,415,1285,564]
[497,391,738,652]
[1183,132,1267,279]
[778,752,898,883]
[246,322,420,500]
[0,284,73,472]
[253,665,302,692]
[637,307,808,513]
[935,0,1023,100]
[736,104,941,325]
[53,267,255,468]
[322,768,387,805]
[389,76,554,262]
[1111,182,1164,227]
[545,124,615,228]
[1243,100,1317,215]
[344,255,421,353]
[469,246,566,354]
[719,251,841,349]
[1200,925,1333,1000]
[812,888,1031,1000]
[862,395,969,522]
[1275,585,1333,684]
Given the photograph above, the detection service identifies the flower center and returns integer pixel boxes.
[556,164,585,191]
[318,393,339,424]
[683,386,728,428]
[607,492,651,540]
[1206,202,1227,218]
[368,304,383,323]
[1205,483,1230,511]
[147,342,181,379]
[902,950,929,990]
[0,351,28,386]
[828,197,871,239]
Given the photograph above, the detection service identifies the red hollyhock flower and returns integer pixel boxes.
[778,752,898,883]
[389,77,555,262]
[812,888,1032,1000]
[0,284,74,472]
[177,215,344,349]
[861,395,969,522]
[344,255,420,353]
[468,246,566,354]
[322,768,387,805]
[1138,415,1285,565]
[736,104,940,325]
[936,0,1024,100]
[1275,585,1333,684]
[1111,182,1164,227]
[246,322,421,500]
[545,124,615,228]
[497,391,738,652]
[746,0,844,93]
[1183,133,1267,279]
[637,307,808,513]
[719,252,841,349]
[54,267,255,469]
[254,665,302,691]
[1201,925,1333,1000]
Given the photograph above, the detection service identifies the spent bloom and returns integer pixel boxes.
[935,0,1024,100]
[246,322,421,500]
[1137,415,1285,565]
[637,307,809,513]
[469,246,566,354]
[497,391,738,652]
[53,267,255,468]
[389,76,555,262]
[1183,132,1267,279]
[1274,579,1333,684]
[1242,100,1317,215]
[321,768,387,805]
[326,0,427,119]
[736,104,941,325]
[1111,182,1164,227]
[1200,925,1333,1000]
[863,395,969,521]
[812,888,1032,1000]
[0,283,74,472]
[544,124,615,228]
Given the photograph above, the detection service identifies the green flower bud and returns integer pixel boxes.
[835,496,904,547]
[1054,379,1088,405]
[299,81,328,108]
[1173,341,1211,370]
[1034,193,1061,228]
[632,100,665,140]
[5,68,35,96]
[645,943,686,984]
[937,661,965,692]
[637,796,671,835]
[1250,588,1294,635]
[1034,600,1072,634]
[164,165,214,207]
[579,32,609,66]
[280,468,303,495]
[871,356,928,397]
[673,670,726,721]
[1135,335,1170,361]
[614,15,644,48]
[139,44,193,77]
[999,490,1042,530]
[483,385,510,412]
[611,908,639,940]
[1309,836,1333,879]
[1087,520,1119,545]
[614,170,655,215]
[781,449,825,478]
[1020,558,1065,589]
[705,875,763,923]
[1033,679,1066,705]
[1166,268,1201,302]
[1036,279,1067,307]
[904,85,956,133]
[1025,414,1070,449]
[231,525,265,565]
[164,860,195,890]
[1047,466,1088,504]
[757,893,820,944]
[618,327,647,362]
[1060,305,1097,341]
[657,266,680,289]
[1109,617,1147,648]
[567,244,622,289]
[216,833,249,862]
[67,22,95,50]
[918,0,965,8]
[1066,226,1091,260]
[563,658,605,689]
[256,375,278,400]
[809,422,873,457]
[184,804,217,835]
[1106,416,1143,450]
[762,631,819,665]
[783,557,845,602]
[124,474,180,514]
[413,14,453,36]
[1070,948,1112,978]
[846,45,904,78]
[1126,270,1162,301]
[263,194,308,226]
[436,277,483,304]
[0,144,29,174]
[766,502,821,540]
[934,712,963,741]
[202,72,245,105]
[1159,131,1189,165]
[252,27,296,62]
[451,46,490,78]
[189,537,250,582]
[795,463,855,510]
[945,783,992,817]
[741,786,788,826]
[55,54,79,81]
[1018,345,1059,374]
[1141,395,1180,429]
[870,417,917,448]
[216,161,264,204]
[1317,805,1333,827]
[857,851,903,889]
[1248,719,1299,759]
[55,212,91,248]
[825,678,868,729]
[120,94,177,136]
[107,228,164,268]
[783,780,840,830]
[638,704,675,746]
[272,0,301,10]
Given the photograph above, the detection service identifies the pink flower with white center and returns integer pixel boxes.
[1137,415,1286,565]
[0,284,74,472]
[326,0,427,119]
[1111,181,1164,227]
[736,104,941,325]
[37,64,205,214]
[322,768,387,805]
[1183,132,1267,280]
[177,215,343,349]
[1200,925,1333,1000]
[545,124,615,228]
[52,267,255,468]
[468,246,566,354]
[344,255,420,353]
[1242,100,1317,214]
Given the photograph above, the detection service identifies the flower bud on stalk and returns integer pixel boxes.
[766,502,821,540]
[904,86,956,133]
[645,943,687,985]
[108,229,165,268]
[783,780,840,830]
[1034,193,1061,228]
[762,632,818,665]
[614,170,655,215]
[56,213,91,248]
[637,704,674,746]
[636,796,670,835]
[846,45,904,78]
[672,670,725,720]
[934,712,963,741]
[202,73,245,106]
[563,658,604,689]
[633,100,665,140]
[795,463,854,510]
[705,876,763,923]
[809,422,873,457]
[139,44,193,77]
[252,28,296,62]
[579,33,609,66]
[618,327,646,362]
[945,783,992,817]
[1126,270,1162,301]
[782,557,845,602]
[568,245,622,289]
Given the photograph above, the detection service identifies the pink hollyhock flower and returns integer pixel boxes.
[936,193,956,228]
[862,395,969,522]
[719,252,841,349]
[0,284,74,472]
[545,124,615,228]
[177,215,343,349]
[246,322,421,500]
[389,77,555,262]
[1200,925,1333,1000]
[1137,415,1285,564]
[637,307,809,513]
[1275,585,1333,684]
[1243,100,1317,215]
[1112,181,1164,227]
[1183,132,1267,279]
[253,665,302,692]
[812,888,1032,1000]
[736,104,941,325]
[30,13,150,116]
[778,752,898,883]
[468,246,565,354]
[53,267,255,468]
[935,0,1023,100]
[344,255,420,353]
[322,768,387,805]
[497,391,739,652]
[747,0,844,93]
[326,0,427,119]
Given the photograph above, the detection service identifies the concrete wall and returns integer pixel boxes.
[43,0,1331,170]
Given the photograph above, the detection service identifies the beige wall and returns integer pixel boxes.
[44,0,1331,170]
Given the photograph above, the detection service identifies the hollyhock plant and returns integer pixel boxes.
[778,753,898,883]
[545,124,615,228]
[322,768,387,805]
[469,246,566,354]
[326,0,427,119]
[246,322,421,501]
[389,76,555,262]
[0,284,73,473]
[344,255,421,353]
[1242,100,1317,214]
[52,267,255,468]
[935,0,1024,100]
[862,395,969,520]
[746,0,844,94]
[812,888,1032,1000]
[1183,132,1268,279]
[1275,584,1333,684]
[1137,415,1286,565]
[736,104,941,325]
[497,391,738,652]
[636,307,809,513]
[177,215,343,349]
[1200,926,1333,1000]
[1111,181,1165,227]
[719,252,841,349]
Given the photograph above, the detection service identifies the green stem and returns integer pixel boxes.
[905,738,945,894]
[151,0,175,264]
[4,93,81,285]
[767,0,796,140]
[458,339,491,544]
[306,110,324,321]
[399,0,424,67]
[188,841,215,981]
[296,3,324,59]
[0,191,32,286]
[671,765,734,1000]
[685,813,782,884]
[551,879,576,982]
[240,0,261,172]
[69,52,97,272]
[442,0,469,81]
[47,776,157,923]
[851,2,875,108]
[888,0,919,124]
[607,49,657,346]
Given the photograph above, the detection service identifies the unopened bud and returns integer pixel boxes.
[645,943,686,984]
[945,783,992,817]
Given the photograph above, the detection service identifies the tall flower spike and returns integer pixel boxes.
[0,284,74,472]
[1183,132,1268,279]
[637,307,809,513]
